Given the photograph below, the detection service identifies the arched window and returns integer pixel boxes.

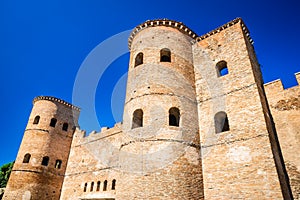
[33,116,40,124]
[169,107,180,127]
[41,156,49,166]
[90,182,94,192]
[216,60,229,77]
[55,159,62,169]
[62,123,68,131]
[103,180,107,191]
[160,48,171,62]
[132,109,143,129]
[135,52,143,67]
[214,111,230,133]
[96,181,101,191]
[83,183,87,192]
[50,118,57,127]
[23,153,31,163]
[112,179,116,190]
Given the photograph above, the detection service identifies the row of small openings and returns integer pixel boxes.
[132,109,229,133]
[135,51,229,78]
[22,153,62,169]
[134,48,171,67]
[83,179,116,192]
[132,107,180,129]
[33,115,69,131]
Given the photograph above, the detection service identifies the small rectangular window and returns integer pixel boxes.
[41,156,49,166]
[50,118,57,127]
[55,160,62,169]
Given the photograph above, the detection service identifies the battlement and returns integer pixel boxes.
[196,17,253,45]
[264,72,300,93]
[6,17,300,200]
[33,96,80,111]
[128,19,198,50]
[73,122,122,146]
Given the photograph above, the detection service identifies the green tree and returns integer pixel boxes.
[0,162,14,188]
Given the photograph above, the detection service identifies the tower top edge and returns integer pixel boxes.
[128,19,199,50]
[196,17,251,43]
[33,96,81,111]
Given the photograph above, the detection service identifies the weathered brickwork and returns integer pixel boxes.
[265,74,300,199]
[3,97,80,200]
[3,18,299,199]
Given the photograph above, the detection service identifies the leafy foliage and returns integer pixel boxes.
[0,162,14,188]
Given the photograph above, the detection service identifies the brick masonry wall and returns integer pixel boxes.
[61,125,203,200]
[4,18,299,200]
[3,98,79,200]
[60,25,204,200]
[193,21,283,199]
[265,74,300,199]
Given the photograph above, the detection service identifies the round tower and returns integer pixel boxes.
[118,19,203,199]
[4,96,80,200]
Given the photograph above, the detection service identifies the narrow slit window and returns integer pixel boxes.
[135,52,143,67]
[84,183,87,192]
[216,60,229,77]
[103,180,107,191]
[214,111,230,133]
[41,156,49,166]
[62,123,68,131]
[112,179,116,190]
[50,118,57,127]
[23,153,31,163]
[132,109,143,129]
[96,181,101,191]
[55,160,62,169]
[90,182,94,192]
[169,107,180,127]
[160,48,171,62]
[33,116,40,124]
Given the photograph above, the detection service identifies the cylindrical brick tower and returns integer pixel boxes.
[3,96,80,200]
[118,19,204,199]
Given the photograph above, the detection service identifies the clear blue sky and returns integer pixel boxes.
[0,0,299,166]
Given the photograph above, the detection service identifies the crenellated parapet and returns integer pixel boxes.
[264,72,300,94]
[196,17,253,45]
[72,123,123,146]
[264,72,300,198]
[128,19,198,50]
[264,72,300,111]
[33,96,81,111]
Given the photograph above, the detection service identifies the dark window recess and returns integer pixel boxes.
[41,156,49,166]
[33,116,40,124]
[90,182,94,192]
[160,48,171,62]
[132,109,143,129]
[112,179,116,190]
[96,181,101,191]
[103,180,107,191]
[62,123,68,131]
[55,160,62,169]
[23,153,31,163]
[215,111,230,133]
[169,107,180,127]
[135,52,143,67]
[84,183,87,192]
[50,118,57,127]
[216,60,229,77]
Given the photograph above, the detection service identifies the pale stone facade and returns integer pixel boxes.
[3,18,299,199]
